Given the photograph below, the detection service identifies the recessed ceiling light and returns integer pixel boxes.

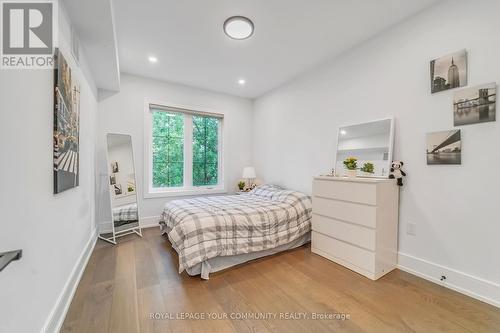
[238,78,246,85]
[340,130,347,135]
[148,56,158,63]
[224,16,254,40]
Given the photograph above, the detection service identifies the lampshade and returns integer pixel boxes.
[242,166,256,179]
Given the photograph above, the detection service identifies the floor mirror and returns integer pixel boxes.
[99,133,142,244]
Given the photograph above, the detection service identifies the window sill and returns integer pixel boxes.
[144,186,227,199]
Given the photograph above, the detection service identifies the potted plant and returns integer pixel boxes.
[343,157,358,177]
[238,181,246,191]
[360,162,375,176]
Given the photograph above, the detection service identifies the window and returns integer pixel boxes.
[146,103,224,197]
[192,115,219,186]
[152,111,184,187]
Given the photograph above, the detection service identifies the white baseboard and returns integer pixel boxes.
[42,229,98,333]
[140,215,161,228]
[98,221,113,234]
[398,252,500,308]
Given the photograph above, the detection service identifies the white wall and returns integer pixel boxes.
[0,4,98,333]
[253,0,500,305]
[97,74,253,223]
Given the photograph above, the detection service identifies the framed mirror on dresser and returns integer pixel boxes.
[334,118,394,178]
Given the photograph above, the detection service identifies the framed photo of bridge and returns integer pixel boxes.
[426,129,461,165]
[453,83,496,126]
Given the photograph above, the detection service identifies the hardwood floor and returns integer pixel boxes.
[61,228,500,333]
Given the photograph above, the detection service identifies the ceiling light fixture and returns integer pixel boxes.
[224,16,254,40]
[340,130,347,135]
[148,56,158,63]
[238,78,246,85]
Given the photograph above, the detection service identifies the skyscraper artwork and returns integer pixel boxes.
[430,49,467,93]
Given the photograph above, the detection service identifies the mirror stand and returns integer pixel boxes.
[99,133,142,245]
[98,228,143,245]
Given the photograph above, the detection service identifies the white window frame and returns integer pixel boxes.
[144,99,226,198]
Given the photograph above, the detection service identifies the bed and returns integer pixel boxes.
[159,185,312,279]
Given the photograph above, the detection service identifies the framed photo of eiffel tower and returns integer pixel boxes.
[53,48,81,194]
[430,49,467,94]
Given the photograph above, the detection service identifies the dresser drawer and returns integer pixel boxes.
[312,231,375,274]
[312,214,376,251]
[313,196,377,228]
[313,179,377,205]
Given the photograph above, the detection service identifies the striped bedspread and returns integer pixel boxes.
[159,185,312,273]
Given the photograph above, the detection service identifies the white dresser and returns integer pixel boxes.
[311,176,399,280]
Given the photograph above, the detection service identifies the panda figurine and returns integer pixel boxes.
[388,161,406,186]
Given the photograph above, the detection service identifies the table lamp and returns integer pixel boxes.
[242,166,256,189]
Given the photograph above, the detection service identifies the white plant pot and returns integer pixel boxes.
[346,169,357,178]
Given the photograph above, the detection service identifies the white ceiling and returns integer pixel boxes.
[113,0,440,99]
